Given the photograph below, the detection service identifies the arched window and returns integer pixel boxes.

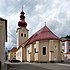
[21,33,23,37]
[34,48,36,53]
[42,47,46,55]
[24,34,26,37]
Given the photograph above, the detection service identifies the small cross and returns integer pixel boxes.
[22,5,23,12]
[45,22,46,26]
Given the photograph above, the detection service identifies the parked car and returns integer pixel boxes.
[8,58,12,62]
[10,58,20,63]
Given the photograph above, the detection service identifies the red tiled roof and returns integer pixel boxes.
[61,37,70,42]
[66,52,70,54]
[23,26,60,47]
[10,47,17,52]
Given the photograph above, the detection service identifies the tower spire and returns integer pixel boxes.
[44,22,46,26]
[22,5,23,12]
[18,7,27,27]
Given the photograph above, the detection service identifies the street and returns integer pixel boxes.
[3,62,70,70]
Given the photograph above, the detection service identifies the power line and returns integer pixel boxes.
[6,0,34,38]
[8,31,16,40]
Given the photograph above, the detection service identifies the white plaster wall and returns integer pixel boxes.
[49,40,61,61]
[39,40,48,61]
[7,53,11,60]
[0,20,5,65]
[65,41,68,53]
[34,43,38,61]
[30,44,32,53]
[53,40,59,61]
[36,41,39,52]
[67,54,70,59]
[26,46,30,62]
[16,27,28,48]
[16,47,22,62]
[49,40,53,61]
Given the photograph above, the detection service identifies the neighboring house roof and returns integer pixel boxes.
[66,52,70,54]
[61,37,70,42]
[10,47,17,52]
[22,26,60,47]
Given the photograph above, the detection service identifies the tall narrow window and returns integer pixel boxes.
[69,49,70,52]
[34,48,36,53]
[68,43,70,46]
[28,50,29,54]
[62,49,64,52]
[21,33,23,37]
[62,43,64,46]
[43,47,46,55]
[55,46,57,50]
[24,34,26,37]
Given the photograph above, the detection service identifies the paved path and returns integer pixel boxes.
[57,63,70,66]
[5,64,50,70]
[29,63,70,70]
[3,62,70,70]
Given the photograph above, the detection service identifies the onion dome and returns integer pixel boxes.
[18,9,27,27]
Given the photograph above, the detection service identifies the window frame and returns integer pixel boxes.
[62,42,65,46]
[42,47,46,55]
[68,42,70,46]
[21,33,23,37]
[34,48,36,53]
[69,49,70,52]
[24,34,26,37]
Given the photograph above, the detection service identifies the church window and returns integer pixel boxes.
[62,49,64,52]
[62,43,64,46]
[69,49,70,52]
[34,48,36,53]
[55,46,56,48]
[68,43,70,46]
[55,46,57,50]
[42,47,46,55]
[21,33,23,37]
[24,34,26,37]
[28,50,29,54]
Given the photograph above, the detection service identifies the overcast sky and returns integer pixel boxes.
[0,0,70,49]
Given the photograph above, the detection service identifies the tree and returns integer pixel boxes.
[65,35,70,39]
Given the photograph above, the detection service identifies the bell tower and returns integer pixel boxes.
[16,8,28,48]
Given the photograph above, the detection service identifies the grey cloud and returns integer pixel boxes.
[0,0,70,49]
[58,11,67,19]
[48,19,70,37]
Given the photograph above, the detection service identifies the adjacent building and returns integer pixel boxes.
[16,9,63,63]
[7,47,17,61]
[61,37,70,60]
[0,18,7,65]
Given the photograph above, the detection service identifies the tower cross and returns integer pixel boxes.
[44,22,46,26]
[22,5,23,12]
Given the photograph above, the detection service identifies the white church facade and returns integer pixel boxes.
[16,9,63,63]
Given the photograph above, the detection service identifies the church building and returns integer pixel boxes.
[16,9,63,63]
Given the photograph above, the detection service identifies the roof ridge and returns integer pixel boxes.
[18,25,60,48]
